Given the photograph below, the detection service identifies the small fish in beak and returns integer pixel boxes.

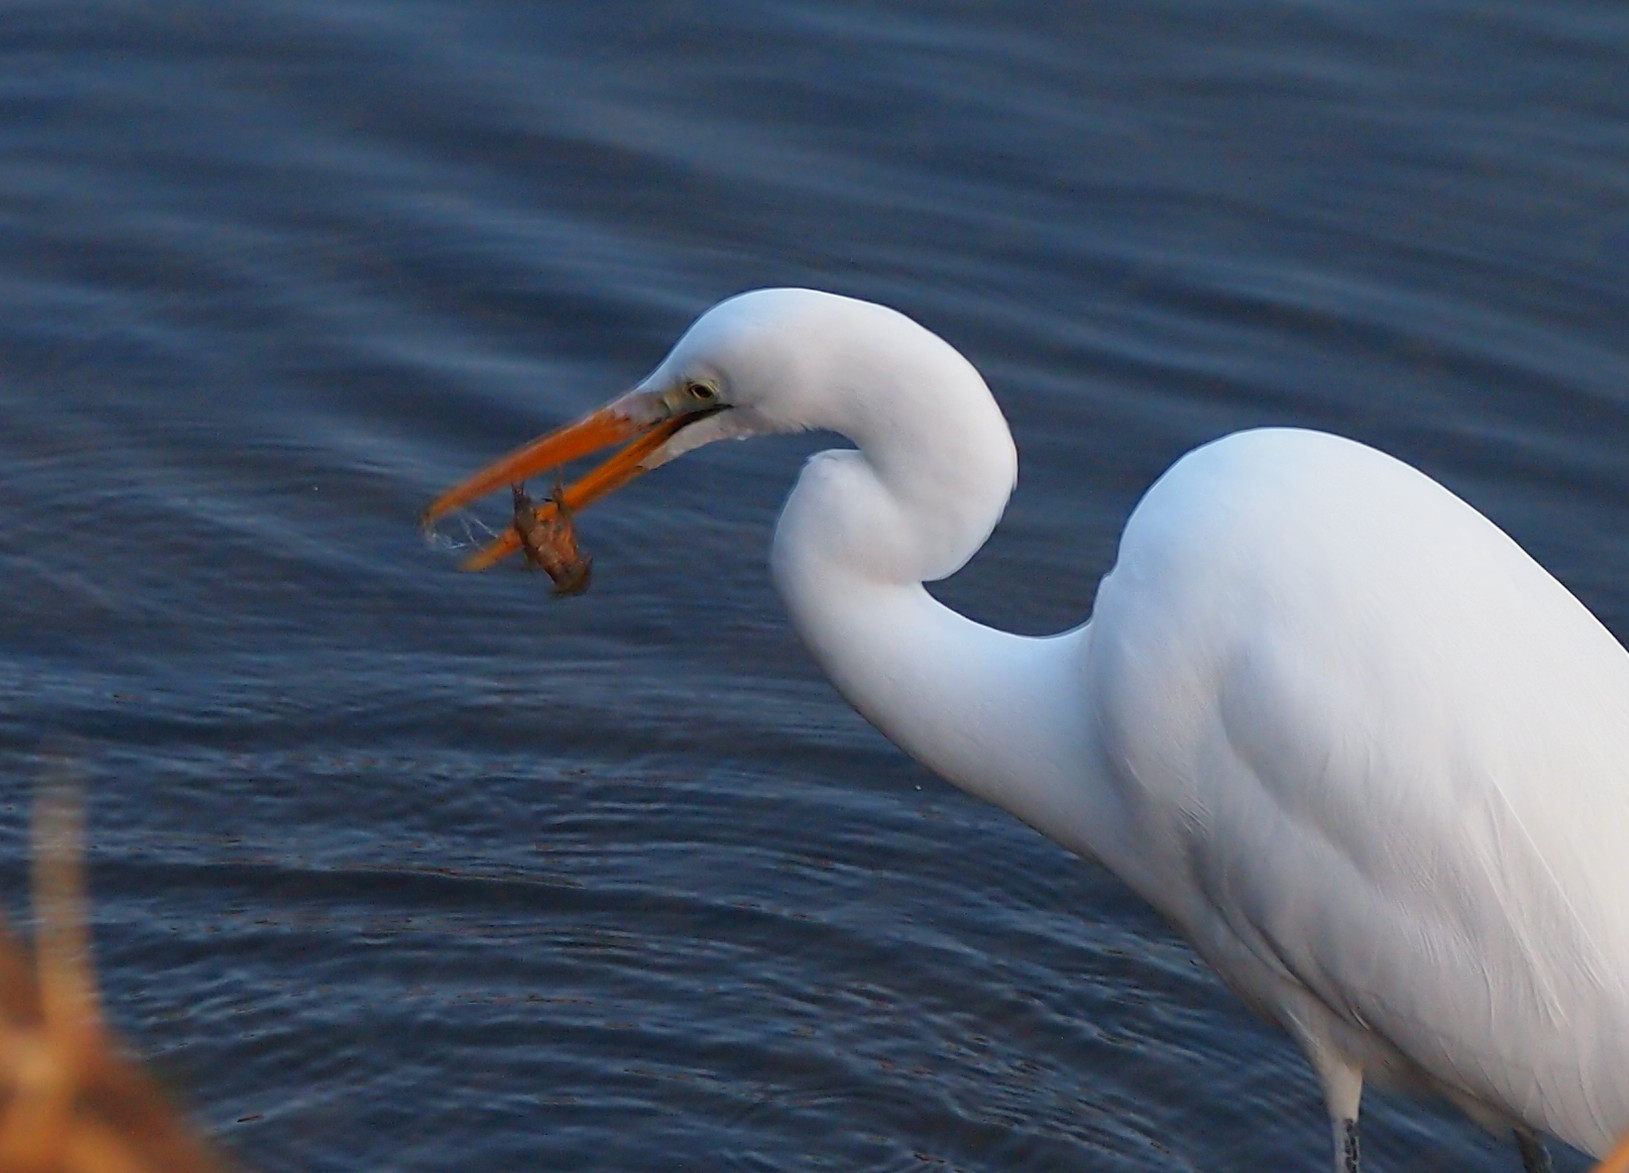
[512,481,592,597]
[424,383,730,577]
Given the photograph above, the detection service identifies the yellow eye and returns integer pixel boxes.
[687,381,719,402]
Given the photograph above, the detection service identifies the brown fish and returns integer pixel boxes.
[511,482,592,597]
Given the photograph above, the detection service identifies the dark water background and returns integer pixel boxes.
[2,2,1627,1169]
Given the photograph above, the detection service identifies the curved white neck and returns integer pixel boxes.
[769,446,1121,864]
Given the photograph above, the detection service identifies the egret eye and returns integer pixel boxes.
[687,381,719,402]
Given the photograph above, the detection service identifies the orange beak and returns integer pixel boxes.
[422,390,709,571]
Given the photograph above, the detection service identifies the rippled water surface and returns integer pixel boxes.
[2,2,1627,1170]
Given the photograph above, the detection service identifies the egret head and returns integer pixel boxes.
[420,290,830,540]
[423,288,1009,574]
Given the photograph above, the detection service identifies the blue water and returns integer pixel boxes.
[2,2,1626,1169]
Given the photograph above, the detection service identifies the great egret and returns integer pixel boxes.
[425,288,1629,1173]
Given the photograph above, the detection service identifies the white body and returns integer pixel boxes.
[628,289,1629,1162]
[1088,430,1629,1152]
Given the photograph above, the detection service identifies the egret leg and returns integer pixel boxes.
[1332,1116,1360,1173]
[1310,1049,1363,1173]
[1513,1128,1552,1173]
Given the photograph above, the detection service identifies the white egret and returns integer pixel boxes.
[425,288,1629,1173]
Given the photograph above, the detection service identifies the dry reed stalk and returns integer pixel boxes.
[0,785,230,1173]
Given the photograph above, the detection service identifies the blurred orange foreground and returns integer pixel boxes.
[0,787,229,1173]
